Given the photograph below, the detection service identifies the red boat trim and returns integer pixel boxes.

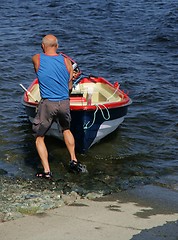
[23,77,132,110]
[70,100,131,111]
[23,78,39,105]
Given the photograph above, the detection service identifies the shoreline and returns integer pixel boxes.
[1,174,178,223]
[1,178,178,239]
[0,175,110,222]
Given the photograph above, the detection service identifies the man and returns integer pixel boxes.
[32,34,86,179]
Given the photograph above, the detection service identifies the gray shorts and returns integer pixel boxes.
[32,99,71,137]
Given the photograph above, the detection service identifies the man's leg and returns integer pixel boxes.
[63,130,88,173]
[63,129,77,161]
[35,136,50,173]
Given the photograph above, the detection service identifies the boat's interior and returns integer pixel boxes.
[71,82,124,105]
[27,81,124,105]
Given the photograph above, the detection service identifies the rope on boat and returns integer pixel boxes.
[106,85,120,101]
[83,104,110,130]
[98,104,110,120]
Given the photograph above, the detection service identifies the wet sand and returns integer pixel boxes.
[1,184,178,240]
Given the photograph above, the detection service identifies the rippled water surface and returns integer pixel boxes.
[0,0,178,192]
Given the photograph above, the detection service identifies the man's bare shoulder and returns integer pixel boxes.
[32,54,40,72]
[64,57,73,72]
[64,57,72,66]
[32,54,40,62]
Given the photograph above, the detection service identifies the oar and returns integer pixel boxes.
[72,74,98,88]
[19,84,38,102]
[72,74,85,88]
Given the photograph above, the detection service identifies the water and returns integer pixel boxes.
[0,0,177,192]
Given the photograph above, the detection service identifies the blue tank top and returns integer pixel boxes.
[37,53,70,101]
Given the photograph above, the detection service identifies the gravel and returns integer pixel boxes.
[0,175,104,222]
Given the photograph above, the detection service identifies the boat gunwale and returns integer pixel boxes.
[23,77,132,110]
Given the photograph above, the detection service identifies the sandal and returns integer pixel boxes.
[69,160,88,173]
[35,172,52,179]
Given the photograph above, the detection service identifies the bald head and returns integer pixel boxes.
[42,35,58,48]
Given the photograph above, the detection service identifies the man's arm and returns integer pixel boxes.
[32,54,40,73]
[64,58,73,91]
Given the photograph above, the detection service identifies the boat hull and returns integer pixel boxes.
[70,105,128,152]
[23,100,129,153]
